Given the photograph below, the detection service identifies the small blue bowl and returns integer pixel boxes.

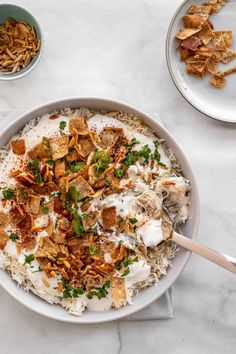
[0,3,43,80]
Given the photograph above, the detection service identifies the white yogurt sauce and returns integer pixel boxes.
[125,260,151,288]
[137,219,163,247]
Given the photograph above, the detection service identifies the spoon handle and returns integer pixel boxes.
[173,232,236,275]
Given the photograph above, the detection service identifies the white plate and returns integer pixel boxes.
[0,97,199,323]
[166,0,236,123]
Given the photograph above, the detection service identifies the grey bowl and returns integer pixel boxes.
[0,97,200,323]
[0,3,42,80]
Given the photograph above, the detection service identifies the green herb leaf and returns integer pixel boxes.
[69,162,85,173]
[87,281,110,300]
[121,268,130,277]
[68,185,79,205]
[96,153,111,175]
[137,144,151,163]
[62,279,84,298]
[92,149,103,163]
[32,267,43,273]
[9,232,19,242]
[114,168,125,179]
[47,158,55,167]
[129,217,138,224]
[89,244,98,256]
[1,187,16,200]
[73,218,84,237]
[105,177,112,186]
[59,121,67,130]
[27,160,43,184]
[23,254,34,266]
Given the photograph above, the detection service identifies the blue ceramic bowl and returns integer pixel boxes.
[0,3,42,80]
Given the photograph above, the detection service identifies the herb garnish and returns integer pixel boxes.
[73,218,85,237]
[114,168,125,179]
[47,158,54,167]
[92,149,103,163]
[89,244,98,256]
[62,279,84,298]
[32,267,43,273]
[27,160,42,184]
[59,121,67,130]
[9,232,19,242]
[129,218,138,224]
[95,153,111,175]
[68,185,79,205]
[69,162,85,173]
[137,144,151,163]
[23,254,35,266]
[1,187,16,200]
[116,256,139,277]
[122,137,140,168]
[87,280,110,300]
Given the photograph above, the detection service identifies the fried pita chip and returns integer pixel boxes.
[215,48,236,64]
[100,127,124,147]
[69,117,88,135]
[204,0,227,13]
[197,21,214,45]
[25,194,41,214]
[49,136,69,160]
[12,139,26,155]
[111,276,127,309]
[210,74,226,88]
[58,176,69,192]
[54,159,66,178]
[35,236,58,258]
[183,13,209,29]
[102,206,117,230]
[0,211,9,228]
[70,175,94,200]
[181,36,202,50]
[188,5,212,14]
[0,227,9,250]
[212,32,227,51]
[21,234,36,250]
[66,149,79,162]
[78,137,96,157]
[176,27,201,40]
[179,47,194,61]
[207,53,220,74]
[81,210,100,230]
[28,137,52,160]
[9,206,26,226]
[214,30,232,47]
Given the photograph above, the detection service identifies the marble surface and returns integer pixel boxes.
[0,0,236,353]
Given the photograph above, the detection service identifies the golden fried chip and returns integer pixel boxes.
[204,0,227,13]
[66,149,79,162]
[188,5,212,14]
[183,13,209,29]
[176,27,201,40]
[54,159,66,178]
[181,36,202,51]
[69,117,88,135]
[12,139,26,155]
[212,33,227,51]
[49,136,69,161]
[179,47,193,61]
[0,227,9,250]
[78,137,96,157]
[210,74,226,88]
[111,276,127,309]
[28,137,52,160]
[58,176,69,192]
[102,206,117,230]
[100,127,124,147]
[214,30,232,47]
[70,175,94,200]
[197,21,214,45]
[207,53,220,74]
[0,211,9,228]
[25,194,41,214]
[215,48,236,64]
[35,236,58,258]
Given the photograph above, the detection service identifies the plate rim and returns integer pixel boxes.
[165,0,236,124]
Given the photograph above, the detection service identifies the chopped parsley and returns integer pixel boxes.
[92,149,103,163]
[62,279,84,298]
[68,185,79,205]
[87,280,110,300]
[116,256,139,277]
[105,177,112,186]
[23,254,34,266]
[95,153,111,175]
[69,162,85,173]
[89,244,98,256]
[129,217,138,224]
[41,203,49,215]
[114,168,125,179]
[121,268,130,277]
[137,144,151,163]
[89,227,98,235]
[27,160,42,184]
[9,232,19,242]
[47,158,54,167]
[59,121,67,130]
[73,218,85,237]
[1,187,16,200]
[122,138,140,168]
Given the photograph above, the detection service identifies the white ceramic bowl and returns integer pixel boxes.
[0,97,200,323]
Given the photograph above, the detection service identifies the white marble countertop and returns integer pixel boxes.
[1,0,236,353]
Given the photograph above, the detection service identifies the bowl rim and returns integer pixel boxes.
[0,96,200,323]
[0,2,43,81]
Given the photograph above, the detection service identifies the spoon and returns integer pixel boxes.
[172,231,236,274]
